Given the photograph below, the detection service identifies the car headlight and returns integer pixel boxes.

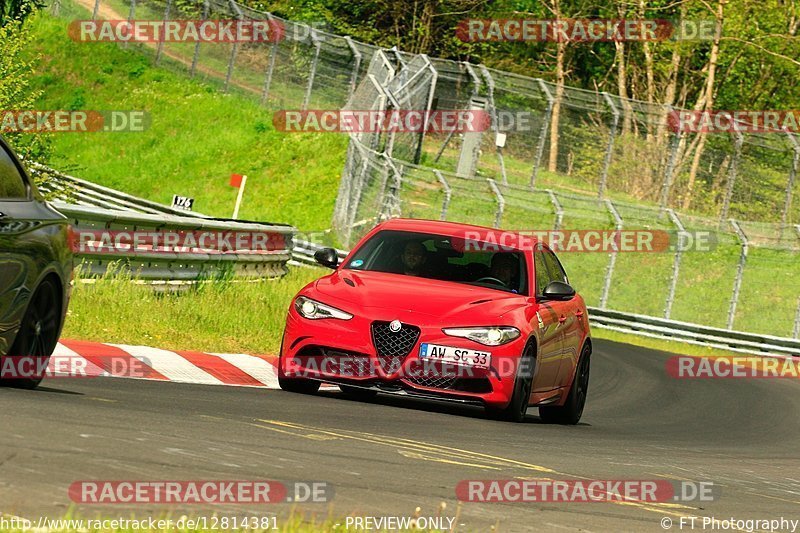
[442,326,521,346]
[294,296,353,320]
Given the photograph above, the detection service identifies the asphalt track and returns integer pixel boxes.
[2,338,800,532]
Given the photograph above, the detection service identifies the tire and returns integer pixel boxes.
[539,344,591,425]
[339,384,378,400]
[277,342,320,394]
[486,343,536,423]
[1,278,61,390]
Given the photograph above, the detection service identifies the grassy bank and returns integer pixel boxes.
[24,3,347,231]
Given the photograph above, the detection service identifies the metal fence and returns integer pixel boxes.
[79,0,800,339]
[334,52,800,340]
[84,0,799,233]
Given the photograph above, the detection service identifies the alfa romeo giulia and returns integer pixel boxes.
[279,219,591,423]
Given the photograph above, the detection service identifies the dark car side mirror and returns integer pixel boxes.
[542,280,576,301]
[314,248,339,269]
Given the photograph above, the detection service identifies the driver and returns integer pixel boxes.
[400,240,427,277]
[489,253,519,288]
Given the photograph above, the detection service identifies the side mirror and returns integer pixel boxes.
[314,247,339,269]
[542,280,575,301]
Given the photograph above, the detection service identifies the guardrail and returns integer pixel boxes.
[588,308,800,357]
[37,166,296,281]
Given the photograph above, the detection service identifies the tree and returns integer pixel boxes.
[0,0,45,26]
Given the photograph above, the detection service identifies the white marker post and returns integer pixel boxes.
[232,175,247,219]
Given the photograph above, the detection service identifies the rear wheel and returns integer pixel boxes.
[1,278,61,390]
[486,343,536,423]
[539,344,591,425]
[339,384,378,400]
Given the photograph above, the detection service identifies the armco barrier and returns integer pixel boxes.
[588,307,800,357]
[37,166,296,280]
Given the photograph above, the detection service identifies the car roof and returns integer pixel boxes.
[375,218,541,252]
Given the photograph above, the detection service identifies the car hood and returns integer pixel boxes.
[312,270,527,322]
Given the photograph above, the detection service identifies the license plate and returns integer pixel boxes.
[419,343,491,369]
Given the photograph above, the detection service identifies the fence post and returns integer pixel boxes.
[91,0,100,20]
[190,0,209,76]
[344,143,375,246]
[530,79,554,190]
[487,179,505,228]
[598,92,620,199]
[547,189,563,231]
[433,170,451,221]
[154,0,172,65]
[664,209,685,319]
[332,143,355,232]
[719,131,744,229]
[302,30,322,111]
[727,219,748,330]
[382,156,403,219]
[259,12,279,104]
[660,113,682,209]
[599,199,622,309]
[781,131,800,236]
[435,63,482,163]
[122,0,136,49]
[412,55,438,165]
[222,0,245,93]
[344,37,362,102]
[794,297,800,339]
[480,66,508,185]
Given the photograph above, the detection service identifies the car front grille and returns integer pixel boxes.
[404,374,493,393]
[371,321,420,374]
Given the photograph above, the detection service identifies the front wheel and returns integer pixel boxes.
[486,343,536,423]
[277,343,320,394]
[539,344,591,425]
[1,279,61,390]
[278,376,321,394]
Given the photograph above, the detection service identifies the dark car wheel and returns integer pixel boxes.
[277,343,321,394]
[486,343,536,423]
[1,278,61,390]
[339,384,378,400]
[539,344,591,425]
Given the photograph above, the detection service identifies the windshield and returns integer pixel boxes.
[344,230,528,295]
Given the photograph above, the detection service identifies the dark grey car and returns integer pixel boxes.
[0,135,73,388]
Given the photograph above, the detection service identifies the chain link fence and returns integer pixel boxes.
[82,0,800,338]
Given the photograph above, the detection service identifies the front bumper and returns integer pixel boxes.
[280,305,527,408]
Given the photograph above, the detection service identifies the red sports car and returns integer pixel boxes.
[279,219,591,423]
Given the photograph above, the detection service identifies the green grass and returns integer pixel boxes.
[62,266,325,354]
[24,3,348,231]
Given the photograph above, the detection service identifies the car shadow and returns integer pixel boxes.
[317,389,572,424]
